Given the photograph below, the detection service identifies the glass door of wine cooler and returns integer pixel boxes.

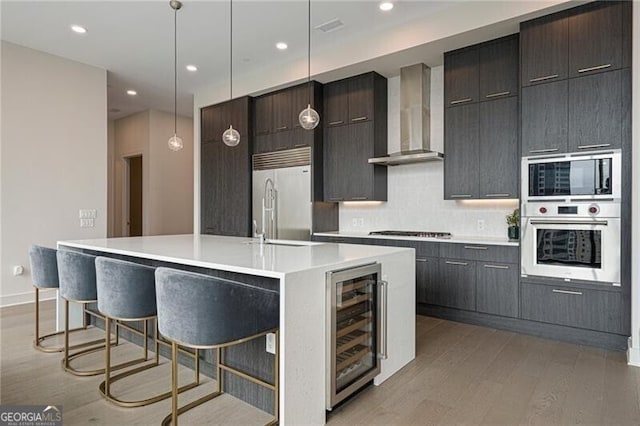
[327,263,383,410]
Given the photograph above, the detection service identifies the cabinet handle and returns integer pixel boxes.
[450,98,472,105]
[416,258,428,262]
[577,64,611,74]
[485,91,510,98]
[328,120,344,126]
[485,193,510,198]
[529,148,559,154]
[451,194,472,198]
[446,261,469,266]
[350,196,368,201]
[351,116,368,122]
[529,74,559,83]
[294,144,307,148]
[484,264,509,270]
[464,245,488,250]
[530,220,608,226]
[577,144,611,150]
[328,197,343,201]
[552,289,583,296]
[275,126,288,131]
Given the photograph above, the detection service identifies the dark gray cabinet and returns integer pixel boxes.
[479,97,518,198]
[568,1,625,78]
[201,97,253,237]
[476,262,518,318]
[568,69,624,151]
[444,103,479,199]
[444,35,518,200]
[444,47,479,107]
[521,79,568,155]
[323,72,387,202]
[416,257,438,305]
[435,259,476,311]
[272,90,293,132]
[520,12,568,86]
[521,281,624,334]
[254,94,273,136]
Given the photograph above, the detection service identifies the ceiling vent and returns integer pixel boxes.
[315,18,344,33]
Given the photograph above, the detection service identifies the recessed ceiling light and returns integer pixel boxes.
[126,90,137,96]
[186,64,198,72]
[379,2,394,12]
[70,24,87,34]
[276,42,288,50]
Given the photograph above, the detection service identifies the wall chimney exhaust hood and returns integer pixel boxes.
[369,63,443,166]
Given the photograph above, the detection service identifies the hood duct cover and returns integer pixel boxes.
[369,63,443,166]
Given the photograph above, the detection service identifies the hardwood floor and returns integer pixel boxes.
[2,301,640,425]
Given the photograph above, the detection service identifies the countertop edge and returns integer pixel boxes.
[313,232,520,247]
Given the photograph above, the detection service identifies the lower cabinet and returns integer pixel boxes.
[476,262,519,318]
[434,258,476,311]
[416,257,438,304]
[521,281,624,334]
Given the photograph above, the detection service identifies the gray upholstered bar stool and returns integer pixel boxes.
[29,245,91,353]
[155,267,280,426]
[57,250,122,376]
[95,257,198,408]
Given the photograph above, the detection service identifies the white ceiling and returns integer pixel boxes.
[1,0,460,120]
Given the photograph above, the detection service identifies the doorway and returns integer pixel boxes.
[127,155,143,236]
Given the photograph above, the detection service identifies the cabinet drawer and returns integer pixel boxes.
[439,243,518,263]
[521,282,623,334]
[431,259,476,311]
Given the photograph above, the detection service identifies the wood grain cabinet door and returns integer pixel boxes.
[323,125,349,202]
[416,257,439,305]
[272,90,293,132]
[444,103,479,199]
[568,1,623,78]
[344,121,374,200]
[254,94,273,136]
[568,70,623,152]
[347,73,374,123]
[521,79,568,155]
[479,97,518,199]
[479,35,519,100]
[444,48,479,107]
[521,12,568,86]
[433,259,476,311]
[476,262,519,318]
[324,80,349,127]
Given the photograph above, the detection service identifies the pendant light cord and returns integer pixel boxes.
[230,0,233,100]
[174,4,178,135]
[308,0,312,104]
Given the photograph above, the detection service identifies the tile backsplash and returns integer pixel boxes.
[338,67,519,238]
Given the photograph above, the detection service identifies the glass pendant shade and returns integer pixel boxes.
[168,134,183,151]
[299,104,320,129]
[222,125,240,147]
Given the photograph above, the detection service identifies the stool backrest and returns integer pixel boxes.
[57,250,97,302]
[155,267,279,347]
[95,257,157,320]
[29,245,59,289]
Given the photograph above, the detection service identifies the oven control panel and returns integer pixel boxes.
[523,202,620,218]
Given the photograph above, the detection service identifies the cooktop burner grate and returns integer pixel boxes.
[368,230,452,239]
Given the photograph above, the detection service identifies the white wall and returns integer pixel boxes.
[0,41,107,307]
[110,109,193,237]
[339,69,518,237]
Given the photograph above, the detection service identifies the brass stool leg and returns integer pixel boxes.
[172,342,178,426]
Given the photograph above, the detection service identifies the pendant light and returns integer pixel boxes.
[168,0,183,151]
[298,0,320,130]
[222,0,241,146]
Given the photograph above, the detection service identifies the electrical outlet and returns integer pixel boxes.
[357,218,364,227]
[266,332,276,354]
[352,218,358,227]
[80,218,95,228]
[13,265,24,276]
[78,209,97,219]
[477,219,485,231]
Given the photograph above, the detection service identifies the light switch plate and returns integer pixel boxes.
[266,332,276,354]
[80,218,95,228]
[79,209,97,219]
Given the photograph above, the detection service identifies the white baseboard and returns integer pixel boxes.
[0,289,56,308]
[627,337,640,366]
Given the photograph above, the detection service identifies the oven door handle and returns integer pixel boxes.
[529,220,608,226]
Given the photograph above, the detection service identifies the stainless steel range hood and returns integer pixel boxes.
[369,63,443,166]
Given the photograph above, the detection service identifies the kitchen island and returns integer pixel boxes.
[57,234,415,425]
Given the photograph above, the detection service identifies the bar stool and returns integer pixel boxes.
[28,245,88,353]
[57,250,122,376]
[95,257,198,408]
[155,267,280,426]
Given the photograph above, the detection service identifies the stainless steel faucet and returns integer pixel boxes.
[261,178,277,241]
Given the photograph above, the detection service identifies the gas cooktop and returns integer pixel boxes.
[368,230,452,239]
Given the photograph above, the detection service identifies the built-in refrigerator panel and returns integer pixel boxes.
[252,147,312,241]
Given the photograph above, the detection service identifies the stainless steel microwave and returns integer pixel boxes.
[522,150,621,204]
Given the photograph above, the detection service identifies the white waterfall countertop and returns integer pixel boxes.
[57,234,415,425]
[57,234,413,279]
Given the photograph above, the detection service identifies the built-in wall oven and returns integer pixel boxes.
[521,150,622,286]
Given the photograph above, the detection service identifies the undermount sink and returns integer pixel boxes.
[245,239,318,247]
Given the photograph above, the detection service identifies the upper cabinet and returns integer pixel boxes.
[323,72,387,201]
[201,97,253,237]
[520,0,631,155]
[444,34,519,200]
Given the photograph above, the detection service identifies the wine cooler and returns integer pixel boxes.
[326,263,387,410]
